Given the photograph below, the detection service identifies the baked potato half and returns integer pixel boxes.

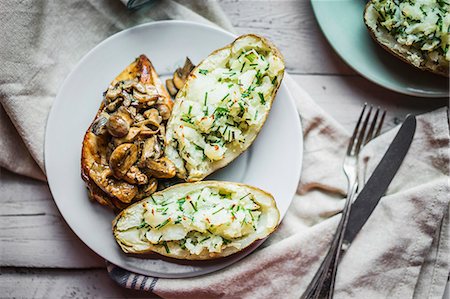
[113,181,280,260]
[165,34,285,182]
[364,0,449,77]
[81,55,176,211]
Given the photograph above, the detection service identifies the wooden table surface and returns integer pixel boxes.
[1,1,448,298]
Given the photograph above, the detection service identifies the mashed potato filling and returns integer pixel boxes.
[114,186,262,255]
[166,39,284,180]
[371,0,450,61]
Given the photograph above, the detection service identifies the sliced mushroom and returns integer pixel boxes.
[88,163,138,203]
[166,78,178,97]
[133,89,158,104]
[135,178,158,199]
[141,157,176,179]
[143,108,162,124]
[181,57,195,75]
[173,70,185,90]
[121,90,134,107]
[106,107,133,138]
[141,136,162,160]
[133,82,146,94]
[171,57,196,91]
[106,98,122,112]
[91,113,110,136]
[109,143,138,178]
[155,104,171,120]
[105,86,121,99]
[123,166,148,185]
[113,127,141,146]
[138,125,160,137]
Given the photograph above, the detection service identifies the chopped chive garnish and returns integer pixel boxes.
[245,52,257,62]
[249,63,258,66]
[254,110,259,120]
[228,83,234,88]
[258,92,266,105]
[271,76,277,84]
[265,63,270,71]
[221,93,230,101]
[238,193,251,201]
[199,69,208,75]
[150,195,156,204]
[222,237,231,244]
[138,221,149,229]
[156,218,170,229]
[201,236,211,243]
[162,241,170,253]
[240,62,246,72]
[189,200,197,212]
[193,143,203,151]
[213,207,224,214]
[188,105,192,114]
[204,92,208,106]
[207,229,214,234]
[161,201,173,206]
[177,198,186,210]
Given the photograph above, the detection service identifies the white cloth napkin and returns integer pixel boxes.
[1,1,449,298]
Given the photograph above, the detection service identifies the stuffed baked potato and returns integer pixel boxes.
[364,0,449,77]
[113,181,280,260]
[165,34,285,182]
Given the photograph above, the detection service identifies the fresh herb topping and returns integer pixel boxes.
[258,92,266,105]
[199,69,208,75]
[245,52,257,62]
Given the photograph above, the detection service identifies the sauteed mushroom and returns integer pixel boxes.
[82,56,176,211]
[140,157,176,179]
[143,108,162,124]
[91,113,110,136]
[141,136,162,160]
[165,57,196,97]
[165,79,178,97]
[109,143,138,178]
[123,166,148,185]
[156,104,171,120]
[107,108,133,138]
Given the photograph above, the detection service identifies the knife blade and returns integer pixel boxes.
[343,114,417,246]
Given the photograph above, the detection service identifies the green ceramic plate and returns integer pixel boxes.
[311,0,449,98]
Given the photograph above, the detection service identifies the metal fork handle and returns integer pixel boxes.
[316,186,358,299]
[300,183,358,299]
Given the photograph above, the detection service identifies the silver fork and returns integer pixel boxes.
[301,104,385,299]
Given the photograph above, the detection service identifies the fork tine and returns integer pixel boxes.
[374,110,386,137]
[363,107,380,145]
[347,103,367,155]
[353,106,372,155]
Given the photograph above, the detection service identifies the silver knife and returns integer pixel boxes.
[317,114,417,299]
[343,114,416,247]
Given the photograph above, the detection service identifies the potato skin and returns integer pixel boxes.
[165,34,286,182]
[112,181,280,260]
[364,2,449,77]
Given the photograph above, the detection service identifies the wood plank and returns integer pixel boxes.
[218,0,355,75]
[0,74,447,269]
[291,75,449,132]
[0,268,159,298]
[0,170,103,268]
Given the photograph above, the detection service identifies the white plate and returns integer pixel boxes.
[45,21,303,278]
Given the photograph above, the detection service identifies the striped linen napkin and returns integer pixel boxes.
[1,1,449,298]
